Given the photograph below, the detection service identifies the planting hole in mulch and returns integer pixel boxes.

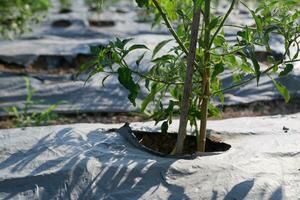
[132,130,231,155]
[115,8,129,14]
[89,20,115,27]
[52,19,72,28]
[0,54,94,74]
[59,8,72,14]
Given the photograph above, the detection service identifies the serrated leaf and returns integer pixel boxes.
[152,39,173,59]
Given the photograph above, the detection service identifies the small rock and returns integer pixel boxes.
[283,126,289,133]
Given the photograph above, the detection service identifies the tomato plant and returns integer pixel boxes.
[81,0,300,154]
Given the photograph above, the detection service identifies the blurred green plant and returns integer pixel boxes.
[84,0,120,12]
[0,0,50,38]
[81,0,299,154]
[59,0,72,11]
[5,77,59,128]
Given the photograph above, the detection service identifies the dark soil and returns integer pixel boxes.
[52,20,72,28]
[115,8,129,14]
[59,8,72,14]
[1,99,300,129]
[133,130,231,154]
[89,20,115,27]
[0,112,147,129]
[0,54,93,74]
[218,98,300,119]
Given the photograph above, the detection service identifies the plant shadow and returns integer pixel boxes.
[0,127,189,200]
[211,179,283,200]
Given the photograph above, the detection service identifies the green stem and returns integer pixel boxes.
[209,0,236,48]
[210,46,245,56]
[152,0,188,55]
[151,0,200,68]
[223,24,256,30]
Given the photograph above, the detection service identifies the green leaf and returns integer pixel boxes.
[225,54,238,67]
[115,38,132,49]
[209,17,220,30]
[117,67,140,106]
[251,57,261,85]
[128,44,149,52]
[211,62,224,80]
[214,35,226,47]
[250,10,262,33]
[152,39,173,59]
[136,53,146,67]
[272,79,290,103]
[151,54,175,63]
[208,103,220,117]
[279,64,293,77]
[135,0,148,7]
[243,46,261,84]
[161,121,168,134]
[240,63,254,74]
[141,83,164,112]
[232,73,242,83]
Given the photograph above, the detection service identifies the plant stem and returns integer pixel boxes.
[210,46,245,56]
[175,1,202,155]
[151,0,200,68]
[198,0,211,152]
[152,0,188,55]
[209,0,236,48]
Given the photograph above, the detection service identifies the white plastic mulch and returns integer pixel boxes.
[0,113,300,199]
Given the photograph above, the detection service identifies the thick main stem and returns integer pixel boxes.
[197,0,211,152]
[175,1,201,155]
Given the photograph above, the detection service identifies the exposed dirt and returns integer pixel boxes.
[0,112,147,129]
[0,54,93,75]
[89,20,115,27]
[52,19,72,28]
[59,8,72,14]
[133,130,231,154]
[1,99,300,129]
[218,98,300,119]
